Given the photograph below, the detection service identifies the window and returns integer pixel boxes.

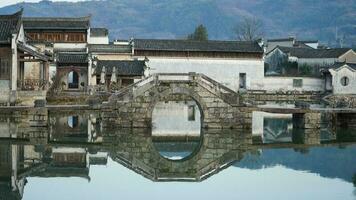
[188,105,196,121]
[239,73,247,89]
[293,79,303,88]
[0,58,10,80]
[340,76,349,86]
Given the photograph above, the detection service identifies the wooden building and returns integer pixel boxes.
[23,15,91,95]
[0,10,50,105]
[23,16,90,44]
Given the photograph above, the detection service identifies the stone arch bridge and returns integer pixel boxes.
[101,73,252,129]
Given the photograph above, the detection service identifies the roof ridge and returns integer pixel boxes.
[134,38,256,43]
[23,16,91,21]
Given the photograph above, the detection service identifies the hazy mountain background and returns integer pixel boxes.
[0,0,355,47]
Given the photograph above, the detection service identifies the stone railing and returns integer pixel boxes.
[108,73,239,105]
[197,74,239,105]
[17,79,48,91]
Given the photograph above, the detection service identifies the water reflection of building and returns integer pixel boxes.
[49,113,102,143]
[0,143,108,200]
[152,101,201,138]
[30,147,108,180]
[253,111,293,143]
[0,144,41,200]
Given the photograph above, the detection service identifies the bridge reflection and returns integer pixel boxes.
[0,112,355,199]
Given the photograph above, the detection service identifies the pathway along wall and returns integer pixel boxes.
[101,81,252,129]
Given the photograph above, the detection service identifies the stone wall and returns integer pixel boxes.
[324,95,356,108]
[242,90,321,103]
[292,112,321,145]
[17,90,47,106]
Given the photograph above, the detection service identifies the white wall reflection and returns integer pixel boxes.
[152,101,201,137]
[252,111,293,143]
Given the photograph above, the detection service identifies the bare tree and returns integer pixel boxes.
[234,16,263,41]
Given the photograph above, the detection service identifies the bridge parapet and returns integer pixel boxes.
[108,73,239,105]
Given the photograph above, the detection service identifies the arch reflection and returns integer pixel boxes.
[151,100,202,160]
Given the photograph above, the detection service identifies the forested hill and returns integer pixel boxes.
[0,0,355,47]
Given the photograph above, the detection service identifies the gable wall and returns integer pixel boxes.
[330,67,356,94]
[338,50,356,63]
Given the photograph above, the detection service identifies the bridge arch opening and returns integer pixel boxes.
[150,92,205,161]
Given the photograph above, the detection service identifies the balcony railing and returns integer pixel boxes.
[17,79,48,91]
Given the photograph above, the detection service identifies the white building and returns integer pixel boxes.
[88,28,109,45]
[265,37,319,53]
[328,63,356,94]
[132,39,264,92]
[264,46,356,92]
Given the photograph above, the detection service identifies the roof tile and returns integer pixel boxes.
[133,39,263,53]
[94,60,145,76]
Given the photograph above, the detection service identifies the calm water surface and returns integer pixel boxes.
[0,102,355,200]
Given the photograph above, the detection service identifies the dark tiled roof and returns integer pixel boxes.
[274,46,352,58]
[298,40,318,43]
[23,16,90,30]
[94,60,145,76]
[57,53,88,64]
[133,39,263,53]
[0,10,22,43]
[29,166,90,180]
[330,62,356,70]
[54,48,87,53]
[267,37,295,42]
[88,44,132,53]
[17,42,50,61]
[90,28,108,37]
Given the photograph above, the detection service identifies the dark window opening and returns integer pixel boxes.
[67,116,79,128]
[341,76,349,86]
[239,73,246,89]
[188,105,196,121]
[68,71,79,89]
[293,79,303,88]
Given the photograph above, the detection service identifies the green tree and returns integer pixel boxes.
[298,64,313,76]
[187,24,208,41]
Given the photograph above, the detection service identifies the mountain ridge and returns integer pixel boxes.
[0,0,355,47]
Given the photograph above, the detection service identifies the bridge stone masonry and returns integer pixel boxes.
[103,128,252,181]
[101,73,253,129]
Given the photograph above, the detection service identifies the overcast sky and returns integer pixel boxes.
[0,0,88,8]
